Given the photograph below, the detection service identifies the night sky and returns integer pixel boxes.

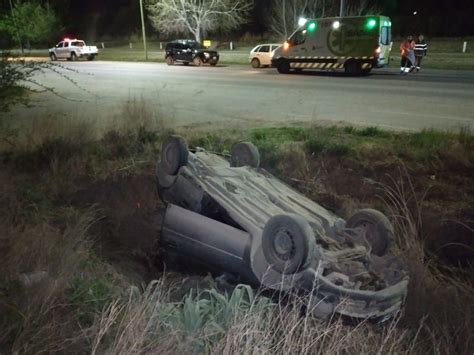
[75,0,474,37]
[3,0,474,39]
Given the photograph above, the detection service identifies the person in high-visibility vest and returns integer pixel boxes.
[400,36,415,74]
[414,34,428,71]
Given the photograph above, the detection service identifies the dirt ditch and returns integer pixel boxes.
[68,173,165,283]
[64,151,473,282]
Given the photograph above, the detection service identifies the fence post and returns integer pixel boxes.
[101,42,105,49]
[463,41,467,53]
[129,42,133,49]
[230,41,233,51]
[160,42,163,50]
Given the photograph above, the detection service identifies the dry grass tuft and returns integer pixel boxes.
[380,167,474,354]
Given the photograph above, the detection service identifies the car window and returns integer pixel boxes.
[64,42,70,47]
[57,42,63,48]
[71,41,85,47]
[190,42,204,50]
[252,45,261,53]
[259,45,270,53]
[271,45,281,51]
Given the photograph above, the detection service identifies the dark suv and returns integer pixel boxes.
[165,40,219,66]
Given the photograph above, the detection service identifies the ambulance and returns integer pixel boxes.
[271,16,392,75]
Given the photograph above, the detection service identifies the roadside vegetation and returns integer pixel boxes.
[0,102,473,353]
[13,36,474,70]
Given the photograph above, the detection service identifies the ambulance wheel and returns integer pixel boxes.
[344,60,361,76]
[262,214,315,274]
[346,209,395,256]
[251,58,261,68]
[161,135,189,175]
[277,59,290,74]
[230,142,260,168]
[50,53,57,61]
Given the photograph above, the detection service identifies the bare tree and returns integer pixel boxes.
[267,0,329,39]
[267,0,378,39]
[146,0,251,43]
[346,0,380,16]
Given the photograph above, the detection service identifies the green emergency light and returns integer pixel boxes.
[307,21,317,32]
[365,18,377,30]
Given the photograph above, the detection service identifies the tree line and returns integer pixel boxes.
[1,0,473,49]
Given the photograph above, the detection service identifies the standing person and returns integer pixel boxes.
[414,34,428,71]
[407,38,416,72]
[400,36,414,74]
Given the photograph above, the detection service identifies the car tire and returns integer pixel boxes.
[193,56,202,66]
[210,60,218,67]
[262,214,316,274]
[230,142,260,169]
[251,58,261,68]
[346,209,395,256]
[156,161,178,203]
[50,53,57,61]
[276,59,290,74]
[166,56,175,66]
[70,52,77,61]
[161,135,189,176]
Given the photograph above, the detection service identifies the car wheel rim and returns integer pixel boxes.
[273,229,295,260]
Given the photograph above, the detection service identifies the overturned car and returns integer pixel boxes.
[156,136,409,320]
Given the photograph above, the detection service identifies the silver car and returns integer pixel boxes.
[157,136,409,320]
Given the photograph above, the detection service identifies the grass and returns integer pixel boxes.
[14,37,474,70]
[0,104,473,353]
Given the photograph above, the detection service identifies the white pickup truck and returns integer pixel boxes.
[49,39,98,61]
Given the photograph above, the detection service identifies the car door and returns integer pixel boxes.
[251,45,261,59]
[258,45,271,65]
[55,42,64,58]
[183,43,195,62]
[174,43,185,61]
[62,41,71,58]
[287,29,308,57]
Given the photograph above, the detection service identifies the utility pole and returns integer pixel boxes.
[339,0,345,17]
[139,0,148,61]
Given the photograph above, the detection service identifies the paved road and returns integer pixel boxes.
[9,61,474,132]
